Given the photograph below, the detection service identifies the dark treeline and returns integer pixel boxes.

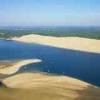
[0,26,100,39]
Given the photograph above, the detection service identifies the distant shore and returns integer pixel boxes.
[12,34,100,53]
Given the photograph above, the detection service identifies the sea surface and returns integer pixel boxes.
[0,39,100,86]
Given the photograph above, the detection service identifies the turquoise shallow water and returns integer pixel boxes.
[0,39,100,86]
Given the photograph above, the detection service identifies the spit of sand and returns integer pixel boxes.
[0,60,100,100]
[0,59,41,75]
[13,34,100,53]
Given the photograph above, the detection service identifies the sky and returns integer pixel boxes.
[0,0,100,26]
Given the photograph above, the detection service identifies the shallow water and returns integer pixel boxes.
[0,39,100,86]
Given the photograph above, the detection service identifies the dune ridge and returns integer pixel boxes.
[13,34,100,53]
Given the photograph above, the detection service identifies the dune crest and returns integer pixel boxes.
[13,34,100,53]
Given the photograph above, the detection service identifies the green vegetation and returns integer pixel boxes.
[0,26,100,39]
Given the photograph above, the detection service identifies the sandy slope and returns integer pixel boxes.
[1,72,100,100]
[13,34,100,53]
[0,59,41,75]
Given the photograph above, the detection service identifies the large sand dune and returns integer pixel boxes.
[13,34,100,53]
[0,72,100,100]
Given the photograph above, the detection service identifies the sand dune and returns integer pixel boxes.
[1,72,100,100]
[0,59,41,75]
[13,34,100,53]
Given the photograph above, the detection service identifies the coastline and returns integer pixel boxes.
[12,34,100,53]
[0,59,41,75]
[1,72,100,100]
[0,59,100,99]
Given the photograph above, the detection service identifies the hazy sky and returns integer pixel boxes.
[0,0,100,26]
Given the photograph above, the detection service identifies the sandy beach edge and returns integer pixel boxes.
[0,72,100,100]
[12,34,100,53]
[0,59,42,75]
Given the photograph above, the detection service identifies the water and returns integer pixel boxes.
[0,39,100,86]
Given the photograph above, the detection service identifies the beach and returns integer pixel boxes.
[0,59,100,100]
[13,34,100,53]
[0,72,100,100]
[0,59,41,75]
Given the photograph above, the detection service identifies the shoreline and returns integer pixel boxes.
[0,59,41,75]
[2,72,89,89]
[12,34,100,53]
[0,60,100,99]
[1,72,100,100]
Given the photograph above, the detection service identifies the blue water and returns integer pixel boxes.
[0,39,100,86]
